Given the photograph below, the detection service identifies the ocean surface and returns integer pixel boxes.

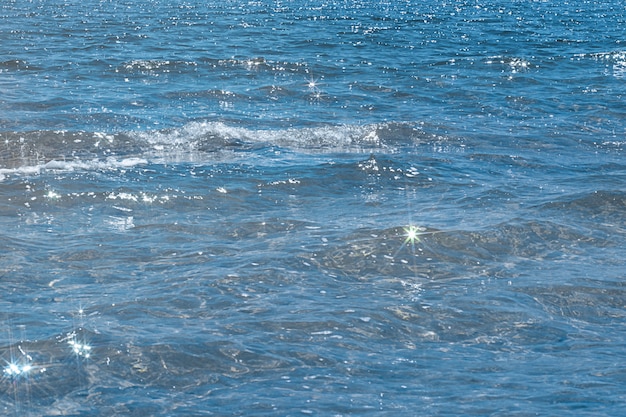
[1,0,626,415]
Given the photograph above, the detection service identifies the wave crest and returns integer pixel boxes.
[0,122,430,179]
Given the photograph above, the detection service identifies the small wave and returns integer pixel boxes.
[484,56,533,72]
[162,89,243,100]
[117,59,199,74]
[0,130,140,173]
[0,122,432,179]
[536,190,626,222]
[209,56,307,73]
[0,157,147,181]
[573,50,626,78]
[116,57,308,77]
[0,59,33,70]
[216,56,270,70]
[575,50,626,61]
[131,121,428,155]
[305,218,610,283]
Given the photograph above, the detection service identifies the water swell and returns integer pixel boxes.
[305,218,614,284]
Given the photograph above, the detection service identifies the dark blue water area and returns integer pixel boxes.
[1,0,626,416]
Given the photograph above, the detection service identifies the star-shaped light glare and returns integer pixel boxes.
[404,225,424,245]
[68,339,92,358]
[3,361,33,377]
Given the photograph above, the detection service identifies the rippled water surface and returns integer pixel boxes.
[1,0,626,415]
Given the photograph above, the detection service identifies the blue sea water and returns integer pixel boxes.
[1,0,626,415]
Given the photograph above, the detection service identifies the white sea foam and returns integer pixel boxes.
[0,157,147,181]
[133,121,402,157]
[0,123,407,181]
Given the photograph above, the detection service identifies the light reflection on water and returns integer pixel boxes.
[1,0,625,412]
[1,146,625,415]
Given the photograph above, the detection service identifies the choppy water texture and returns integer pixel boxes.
[1,0,626,415]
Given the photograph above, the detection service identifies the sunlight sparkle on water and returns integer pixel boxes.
[68,339,92,358]
[392,224,428,261]
[45,190,61,199]
[404,225,424,245]
[4,361,34,377]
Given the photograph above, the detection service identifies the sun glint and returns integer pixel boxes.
[4,361,33,377]
[404,225,423,245]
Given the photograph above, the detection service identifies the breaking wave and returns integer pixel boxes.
[0,122,433,180]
